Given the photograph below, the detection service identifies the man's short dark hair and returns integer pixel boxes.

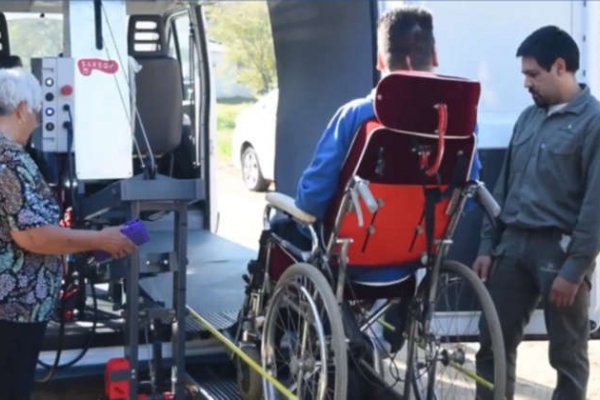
[377,6,435,71]
[516,26,579,72]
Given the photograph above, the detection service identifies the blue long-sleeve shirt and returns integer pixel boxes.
[295,91,481,219]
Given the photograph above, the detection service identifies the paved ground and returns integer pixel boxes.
[514,340,600,399]
[33,159,600,399]
[213,161,268,251]
[380,339,600,400]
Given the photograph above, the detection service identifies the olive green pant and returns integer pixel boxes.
[476,227,590,400]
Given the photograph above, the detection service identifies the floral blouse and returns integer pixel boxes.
[0,135,61,322]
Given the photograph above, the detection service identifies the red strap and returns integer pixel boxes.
[425,103,447,177]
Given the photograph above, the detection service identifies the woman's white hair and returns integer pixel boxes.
[0,68,42,116]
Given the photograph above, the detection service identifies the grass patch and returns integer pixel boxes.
[218,96,256,105]
[216,100,255,160]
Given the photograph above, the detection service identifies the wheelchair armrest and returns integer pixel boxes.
[265,192,317,225]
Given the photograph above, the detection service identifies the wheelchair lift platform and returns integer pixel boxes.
[139,224,250,399]
[139,222,251,329]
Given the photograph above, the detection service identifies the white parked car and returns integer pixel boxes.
[232,89,277,191]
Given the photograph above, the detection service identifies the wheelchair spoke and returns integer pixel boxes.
[262,265,344,400]
[408,261,504,400]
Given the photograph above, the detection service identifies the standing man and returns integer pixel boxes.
[474,26,600,400]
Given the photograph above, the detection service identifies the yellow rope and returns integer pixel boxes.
[186,306,299,400]
[449,361,494,391]
[379,318,396,332]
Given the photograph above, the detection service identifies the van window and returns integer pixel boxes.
[5,13,63,69]
[168,12,195,104]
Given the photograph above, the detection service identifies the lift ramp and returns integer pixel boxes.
[138,215,249,399]
[139,220,251,329]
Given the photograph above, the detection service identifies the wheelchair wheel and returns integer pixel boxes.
[406,260,506,400]
[261,263,348,400]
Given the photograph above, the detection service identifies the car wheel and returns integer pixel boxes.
[241,146,270,192]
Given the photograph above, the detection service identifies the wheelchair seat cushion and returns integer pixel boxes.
[347,264,417,286]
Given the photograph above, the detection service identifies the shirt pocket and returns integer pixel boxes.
[544,124,578,155]
[538,126,579,183]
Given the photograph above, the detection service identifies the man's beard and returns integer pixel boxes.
[530,89,547,107]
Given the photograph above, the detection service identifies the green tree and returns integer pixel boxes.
[205,2,277,96]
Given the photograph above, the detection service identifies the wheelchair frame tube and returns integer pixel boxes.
[422,182,478,334]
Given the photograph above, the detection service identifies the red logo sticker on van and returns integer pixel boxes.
[77,58,119,76]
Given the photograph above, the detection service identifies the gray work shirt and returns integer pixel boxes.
[479,85,600,284]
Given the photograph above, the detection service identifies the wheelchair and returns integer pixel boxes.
[234,71,506,400]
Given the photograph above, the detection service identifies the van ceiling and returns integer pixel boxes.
[0,0,189,15]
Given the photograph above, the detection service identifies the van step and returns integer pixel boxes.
[197,379,240,400]
[192,366,241,400]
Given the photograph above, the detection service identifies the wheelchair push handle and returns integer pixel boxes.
[476,183,501,218]
[425,103,448,177]
[354,177,379,214]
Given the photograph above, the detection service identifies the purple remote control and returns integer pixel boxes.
[94,219,150,263]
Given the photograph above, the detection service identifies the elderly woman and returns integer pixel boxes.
[0,68,136,400]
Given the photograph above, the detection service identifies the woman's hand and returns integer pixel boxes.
[12,225,139,257]
[96,226,138,259]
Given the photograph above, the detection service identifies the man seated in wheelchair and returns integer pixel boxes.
[275,7,479,342]
[237,5,489,400]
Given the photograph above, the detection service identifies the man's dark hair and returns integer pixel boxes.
[516,26,579,72]
[377,6,435,71]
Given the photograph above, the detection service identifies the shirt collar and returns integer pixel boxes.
[547,102,568,116]
[554,84,590,115]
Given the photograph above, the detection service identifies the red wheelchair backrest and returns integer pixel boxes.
[325,71,480,268]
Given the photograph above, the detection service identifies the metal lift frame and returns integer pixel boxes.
[81,176,204,399]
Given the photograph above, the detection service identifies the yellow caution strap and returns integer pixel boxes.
[186,306,298,400]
